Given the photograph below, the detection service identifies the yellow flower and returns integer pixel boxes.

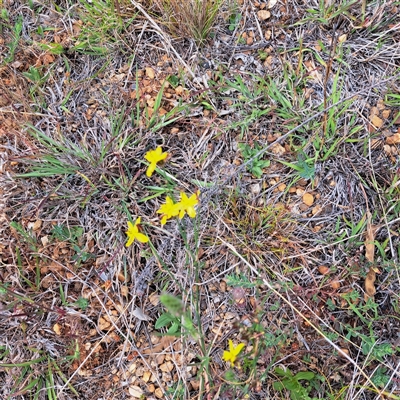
[177,191,199,219]
[125,217,149,246]
[222,340,245,367]
[156,196,180,225]
[144,146,168,177]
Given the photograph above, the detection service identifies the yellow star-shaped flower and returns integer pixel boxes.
[125,217,149,246]
[177,191,199,219]
[144,146,168,177]
[156,196,180,225]
[222,340,245,367]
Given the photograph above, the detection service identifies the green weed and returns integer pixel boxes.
[3,15,22,64]
[52,224,94,267]
[273,367,320,400]
[156,293,199,338]
[72,0,136,55]
[296,0,359,26]
[238,142,270,178]
[0,350,78,398]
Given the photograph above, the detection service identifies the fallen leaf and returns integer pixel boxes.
[257,10,271,20]
[369,114,384,128]
[331,280,341,290]
[304,59,324,82]
[160,361,174,372]
[145,67,155,79]
[364,212,376,301]
[365,212,374,263]
[338,348,349,358]
[318,266,330,275]
[364,268,376,301]
[267,0,278,8]
[132,306,152,321]
[41,235,49,246]
[28,219,42,231]
[312,204,322,215]
[302,193,314,206]
[278,183,286,192]
[98,316,111,330]
[270,142,286,155]
[53,323,61,335]
[386,133,400,145]
[128,385,144,398]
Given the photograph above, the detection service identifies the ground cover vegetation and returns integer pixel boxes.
[0,0,399,399]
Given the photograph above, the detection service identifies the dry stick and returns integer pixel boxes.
[129,0,198,81]
[218,237,386,398]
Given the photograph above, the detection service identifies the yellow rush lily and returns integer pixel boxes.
[156,196,180,225]
[222,340,245,367]
[178,191,199,219]
[144,146,168,177]
[125,217,149,246]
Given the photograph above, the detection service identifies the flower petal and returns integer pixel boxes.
[233,342,245,356]
[186,206,196,218]
[222,350,232,363]
[146,163,157,177]
[135,232,149,243]
[125,236,135,247]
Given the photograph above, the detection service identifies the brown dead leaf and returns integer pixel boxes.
[270,142,286,155]
[364,212,376,301]
[364,268,376,301]
[338,348,350,358]
[331,280,341,290]
[304,59,324,83]
[53,323,62,335]
[277,183,286,192]
[145,67,155,79]
[257,10,271,20]
[369,114,384,128]
[365,212,374,263]
[312,204,322,215]
[28,219,42,231]
[128,385,144,398]
[302,193,314,206]
[318,266,330,275]
[386,133,400,145]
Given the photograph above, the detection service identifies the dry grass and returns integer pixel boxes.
[150,0,227,45]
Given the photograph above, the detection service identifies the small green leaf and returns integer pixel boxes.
[273,381,284,391]
[155,312,174,329]
[73,297,89,310]
[275,367,291,377]
[295,371,315,381]
[167,321,180,335]
[159,294,184,317]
